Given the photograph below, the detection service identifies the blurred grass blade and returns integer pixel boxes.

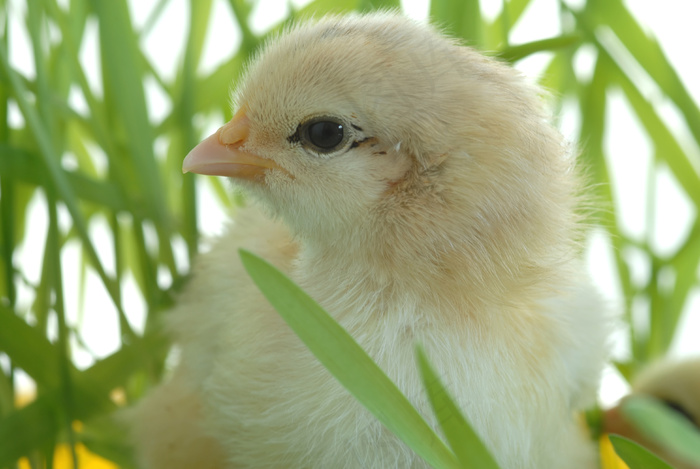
[0,46,124,319]
[485,0,533,47]
[226,0,258,55]
[297,0,361,17]
[578,55,637,361]
[0,395,60,466]
[0,146,126,210]
[0,168,17,306]
[93,0,180,284]
[0,305,60,388]
[668,222,700,330]
[0,332,168,466]
[92,0,169,229]
[583,0,700,147]
[430,0,482,45]
[141,0,173,36]
[416,346,500,469]
[170,0,215,256]
[604,48,700,208]
[238,249,460,469]
[498,34,580,63]
[602,44,700,356]
[502,0,532,30]
[621,396,700,465]
[358,0,400,10]
[609,435,673,469]
[79,415,136,469]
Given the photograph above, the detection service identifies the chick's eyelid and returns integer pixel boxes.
[287,126,302,145]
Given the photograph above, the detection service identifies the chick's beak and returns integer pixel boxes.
[182,111,287,181]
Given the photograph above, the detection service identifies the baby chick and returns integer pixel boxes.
[129,13,607,469]
[604,358,700,469]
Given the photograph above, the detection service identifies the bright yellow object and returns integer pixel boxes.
[600,434,630,469]
[18,443,117,469]
[15,394,123,469]
[18,436,628,469]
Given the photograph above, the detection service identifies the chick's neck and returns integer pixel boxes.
[293,193,574,318]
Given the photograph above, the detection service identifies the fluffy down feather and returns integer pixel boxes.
[128,12,608,469]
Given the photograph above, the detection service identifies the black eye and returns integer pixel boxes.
[301,118,346,153]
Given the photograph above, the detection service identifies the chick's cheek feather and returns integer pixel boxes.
[129,12,608,469]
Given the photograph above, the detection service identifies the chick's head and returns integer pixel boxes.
[185,13,577,285]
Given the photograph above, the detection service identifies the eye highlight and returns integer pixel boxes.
[294,116,350,154]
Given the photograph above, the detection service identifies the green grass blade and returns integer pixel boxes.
[297,0,361,17]
[578,55,640,359]
[621,396,700,465]
[226,0,258,55]
[0,332,168,466]
[429,0,482,45]
[170,0,215,257]
[26,1,54,139]
[0,304,60,388]
[416,346,500,469]
[502,0,532,30]
[484,0,532,48]
[0,145,125,211]
[141,0,173,36]
[92,0,175,253]
[0,3,11,306]
[358,0,400,11]
[238,249,460,469]
[0,395,61,467]
[583,0,700,148]
[609,435,673,469]
[668,222,700,332]
[79,415,136,469]
[498,34,580,63]
[45,186,81,465]
[605,49,700,208]
[0,367,14,417]
[601,46,699,356]
[0,171,17,306]
[0,47,125,328]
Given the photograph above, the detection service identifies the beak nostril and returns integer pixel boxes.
[218,116,250,147]
[218,108,250,147]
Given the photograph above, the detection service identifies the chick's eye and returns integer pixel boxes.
[301,119,346,153]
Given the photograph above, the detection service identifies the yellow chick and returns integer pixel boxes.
[128,13,607,469]
[604,358,700,469]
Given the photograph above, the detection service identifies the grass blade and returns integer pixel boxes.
[430,0,482,45]
[0,46,126,331]
[0,304,60,388]
[604,48,700,208]
[621,396,700,466]
[498,34,580,63]
[582,0,700,148]
[238,249,460,469]
[92,1,168,229]
[0,332,168,466]
[416,346,500,469]
[609,435,673,469]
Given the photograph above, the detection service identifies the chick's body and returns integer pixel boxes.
[130,13,607,469]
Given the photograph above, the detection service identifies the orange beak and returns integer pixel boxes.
[182,109,287,181]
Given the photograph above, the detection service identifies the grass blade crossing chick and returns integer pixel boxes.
[129,13,608,469]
